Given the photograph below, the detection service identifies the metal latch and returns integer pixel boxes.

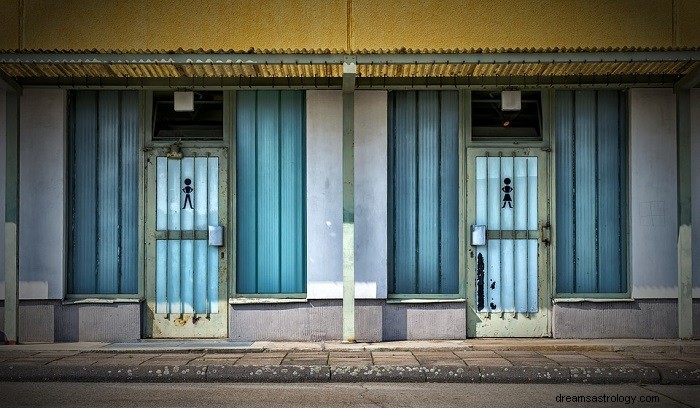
[208,226,225,246]
[471,225,487,246]
[540,222,551,246]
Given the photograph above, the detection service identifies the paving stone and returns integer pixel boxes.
[453,350,499,358]
[463,358,513,367]
[329,351,371,358]
[47,358,100,366]
[328,358,373,366]
[187,358,239,366]
[235,357,285,366]
[505,358,558,366]
[639,359,699,369]
[496,350,541,358]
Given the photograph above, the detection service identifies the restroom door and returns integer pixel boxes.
[466,148,550,337]
[145,147,228,338]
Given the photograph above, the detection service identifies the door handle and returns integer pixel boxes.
[208,226,225,246]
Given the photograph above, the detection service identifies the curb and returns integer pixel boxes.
[0,365,698,384]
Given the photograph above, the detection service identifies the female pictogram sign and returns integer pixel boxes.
[182,178,194,209]
[501,177,513,208]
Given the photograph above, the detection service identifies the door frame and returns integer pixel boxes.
[462,89,555,337]
[141,90,235,338]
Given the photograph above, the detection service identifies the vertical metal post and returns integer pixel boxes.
[675,89,693,339]
[342,57,356,343]
[4,90,20,344]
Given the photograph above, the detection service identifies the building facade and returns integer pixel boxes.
[0,0,699,342]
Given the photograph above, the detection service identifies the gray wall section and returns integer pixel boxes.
[230,300,465,341]
[553,299,700,338]
[354,91,388,299]
[305,91,344,299]
[230,300,383,342]
[17,89,66,300]
[629,89,679,298]
[382,302,466,340]
[0,300,141,342]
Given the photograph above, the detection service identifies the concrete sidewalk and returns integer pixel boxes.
[0,339,698,384]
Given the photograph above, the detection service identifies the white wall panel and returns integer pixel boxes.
[692,89,700,298]
[629,89,678,298]
[18,89,65,299]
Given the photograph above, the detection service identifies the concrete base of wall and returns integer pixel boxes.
[229,300,466,342]
[0,300,141,342]
[552,299,700,339]
[3,299,699,342]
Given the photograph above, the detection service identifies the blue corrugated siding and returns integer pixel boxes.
[236,90,306,294]
[555,90,627,294]
[69,90,139,295]
[389,91,459,295]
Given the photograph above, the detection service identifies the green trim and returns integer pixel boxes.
[552,293,631,300]
[63,295,142,304]
[230,294,306,300]
[226,90,237,298]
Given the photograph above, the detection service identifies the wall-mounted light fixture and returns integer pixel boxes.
[174,91,195,112]
[501,90,522,111]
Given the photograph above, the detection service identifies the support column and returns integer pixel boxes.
[342,57,356,343]
[676,89,693,339]
[4,90,20,345]
[674,66,698,339]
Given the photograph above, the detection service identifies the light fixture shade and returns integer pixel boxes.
[174,91,195,112]
[501,90,522,111]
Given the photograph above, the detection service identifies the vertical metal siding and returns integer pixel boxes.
[555,90,627,294]
[256,91,281,293]
[393,91,418,293]
[390,91,459,295]
[69,90,139,295]
[72,91,98,294]
[236,90,305,294]
[439,91,459,294]
[236,91,258,294]
[597,90,622,293]
[555,91,575,293]
[573,91,597,293]
[120,91,139,294]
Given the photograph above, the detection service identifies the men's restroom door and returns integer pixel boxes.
[467,148,550,337]
[145,147,228,338]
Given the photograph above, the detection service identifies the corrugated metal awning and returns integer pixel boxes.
[1,47,698,87]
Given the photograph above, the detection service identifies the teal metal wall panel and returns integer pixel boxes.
[236,90,306,294]
[555,90,627,294]
[574,91,597,293]
[392,91,418,294]
[555,91,575,293]
[235,91,258,294]
[69,90,139,294]
[120,91,139,294]
[97,91,120,294]
[256,91,281,293]
[71,91,98,294]
[389,91,459,295]
[439,91,459,294]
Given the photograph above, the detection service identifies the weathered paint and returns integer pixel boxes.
[2,1,698,51]
[342,65,355,342]
[305,91,343,299]
[3,90,18,343]
[0,90,5,296]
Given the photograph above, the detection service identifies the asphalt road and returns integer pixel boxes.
[0,382,698,408]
